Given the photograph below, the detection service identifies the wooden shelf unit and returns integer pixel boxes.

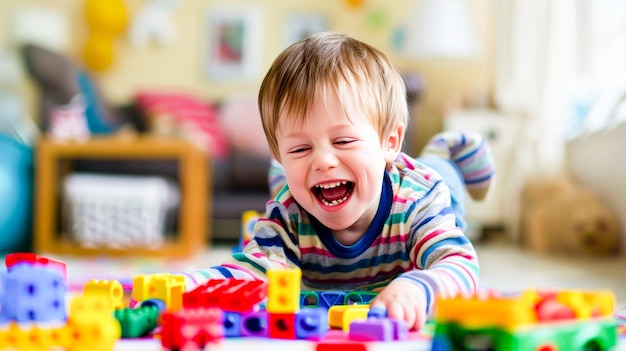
[34,136,210,257]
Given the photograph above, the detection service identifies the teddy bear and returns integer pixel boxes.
[520,176,621,256]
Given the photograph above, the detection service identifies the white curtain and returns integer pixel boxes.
[494,0,576,242]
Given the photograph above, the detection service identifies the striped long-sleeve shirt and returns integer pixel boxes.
[184,153,479,317]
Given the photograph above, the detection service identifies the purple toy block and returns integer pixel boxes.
[223,312,241,337]
[348,318,394,341]
[295,307,328,340]
[1,263,66,322]
[240,310,268,337]
[390,318,408,340]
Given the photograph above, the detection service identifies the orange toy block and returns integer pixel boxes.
[328,304,370,332]
[83,279,124,309]
[132,273,186,311]
[266,268,302,313]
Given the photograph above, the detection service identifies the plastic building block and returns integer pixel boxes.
[0,322,27,350]
[390,318,409,340]
[349,318,393,341]
[132,273,186,312]
[160,307,224,350]
[70,294,116,323]
[64,315,121,351]
[344,291,377,305]
[266,268,302,313]
[1,263,66,322]
[140,298,167,311]
[223,312,242,337]
[328,304,370,332]
[113,304,160,338]
[268,313,297,339]
[295,307,328,340]
[432,289,618,351]
[183,278,267,312]
[5,252,67,281]
[367,306,387,319]
[240,310,268,337]
[83,279,124,310]
[238,210,261,250]
[301,291,320,308]
[316,341,368,351]
[319,291,348,309]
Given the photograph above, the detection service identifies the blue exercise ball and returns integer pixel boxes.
[0,135,33,254]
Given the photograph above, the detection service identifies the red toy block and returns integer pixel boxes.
[183,279,267,312]
[268,313,297,339]
[316,341,368,351]
[5,253,67,281]
[161,307,224,351]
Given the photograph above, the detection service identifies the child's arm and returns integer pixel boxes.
[181,204,301,290]
[371,181,479,330]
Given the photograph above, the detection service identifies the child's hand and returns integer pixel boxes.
[370,278,428,331]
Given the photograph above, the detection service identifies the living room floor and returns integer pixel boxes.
[51,240,626,312]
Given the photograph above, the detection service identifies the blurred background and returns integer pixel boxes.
[0,0,625,262]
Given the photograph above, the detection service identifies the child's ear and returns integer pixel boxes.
[384,124,405,163]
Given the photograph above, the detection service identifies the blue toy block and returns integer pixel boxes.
[223,312,241,337]
[140,298,167,312]
[367,306,387,319]
[319,291,347,309]
[1,263,66,322]
[295,307,328,340]
[240,310,268,337]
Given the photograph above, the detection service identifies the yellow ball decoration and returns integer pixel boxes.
[84,0,128,35]
[82,34,115,72]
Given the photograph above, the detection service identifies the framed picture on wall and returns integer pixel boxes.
[206,5,263,81]
[283,13,329,49]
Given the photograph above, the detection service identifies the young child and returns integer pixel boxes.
[182,32,495,330]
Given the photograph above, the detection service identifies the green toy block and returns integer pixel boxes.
[113,304,160,338]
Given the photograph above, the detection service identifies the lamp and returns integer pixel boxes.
[404,0,478,59]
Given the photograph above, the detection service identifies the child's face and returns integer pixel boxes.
[275,93,402,234]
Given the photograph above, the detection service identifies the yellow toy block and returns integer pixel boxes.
[241,210,262,247]
[18,325,54,351]
[266,268,302,313]
[65,316,121,351]
[328,304,370,332]
[83,279,124,310]
[50,325,72,350]
[435,290,538,332]
[556,290,615,319]
[70,294,116,323]
[0,322,24,350]
[132,273,186,311]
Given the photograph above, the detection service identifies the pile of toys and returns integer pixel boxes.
[1,252,623,351]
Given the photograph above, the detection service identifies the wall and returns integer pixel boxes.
[0,0,494,154]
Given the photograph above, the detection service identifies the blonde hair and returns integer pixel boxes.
[258,31,409,159]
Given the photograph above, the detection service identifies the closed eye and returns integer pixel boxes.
[288,147,310,154]
[334,139,356,145]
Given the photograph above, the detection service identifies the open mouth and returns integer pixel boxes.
[312,180,354,207]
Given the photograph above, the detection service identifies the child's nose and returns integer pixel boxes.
[311,149,339,171]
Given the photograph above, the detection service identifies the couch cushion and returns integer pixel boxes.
[135,92,229,159]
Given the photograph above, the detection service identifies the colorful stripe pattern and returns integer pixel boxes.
[185,153,479,318]
[420,131,495,200]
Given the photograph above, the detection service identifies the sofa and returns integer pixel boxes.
[21,44,271,245]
